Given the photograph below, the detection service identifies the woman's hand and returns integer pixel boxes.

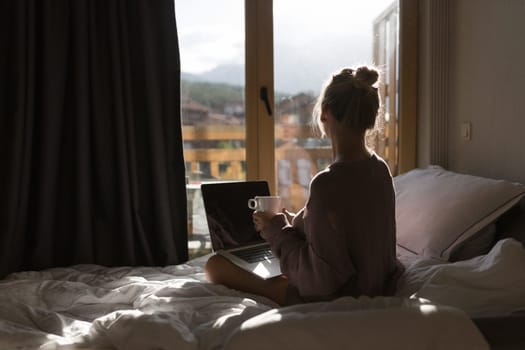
[253,207,294,238]
[252,210,275,233]
[282,208,295,223]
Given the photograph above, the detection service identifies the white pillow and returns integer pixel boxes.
[394,166,525,261]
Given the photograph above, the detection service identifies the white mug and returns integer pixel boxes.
[247,196,281,214]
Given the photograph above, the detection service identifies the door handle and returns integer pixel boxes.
[259,86,273,116]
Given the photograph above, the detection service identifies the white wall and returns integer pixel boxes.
[418,0,525,184]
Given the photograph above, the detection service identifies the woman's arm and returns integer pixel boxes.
[262,174,356,298]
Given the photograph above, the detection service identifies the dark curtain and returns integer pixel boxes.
[0,0,188,278]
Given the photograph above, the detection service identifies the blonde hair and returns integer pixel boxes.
[313,66,381,136]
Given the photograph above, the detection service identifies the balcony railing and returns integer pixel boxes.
[183,124,334,182]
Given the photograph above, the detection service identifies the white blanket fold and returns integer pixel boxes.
[400,238,525,316]
[226,297,488,350]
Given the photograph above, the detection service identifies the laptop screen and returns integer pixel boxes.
[201,181,270,251]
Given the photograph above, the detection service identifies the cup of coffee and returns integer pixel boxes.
[248,196,282,214]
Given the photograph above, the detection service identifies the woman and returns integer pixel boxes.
[205,66,404,306]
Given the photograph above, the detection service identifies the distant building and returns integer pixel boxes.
[181,99,210,125]
[275,93,316,125]
[181,98,243,125]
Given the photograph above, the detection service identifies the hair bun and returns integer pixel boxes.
[355,66,379,87]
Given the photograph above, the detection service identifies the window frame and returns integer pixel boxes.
[245,0,276,192]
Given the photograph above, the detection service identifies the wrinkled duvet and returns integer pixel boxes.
[1,238,525,350]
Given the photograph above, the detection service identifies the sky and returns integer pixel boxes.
[175,0,245,74]
[175,0,395,94]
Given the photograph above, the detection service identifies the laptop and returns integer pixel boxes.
[201,181,282,279]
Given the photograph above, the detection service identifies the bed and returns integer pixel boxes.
[1,166,525,350]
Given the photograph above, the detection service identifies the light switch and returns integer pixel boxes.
[461,122,472,141]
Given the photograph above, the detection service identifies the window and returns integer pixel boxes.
[175,0,417,257]
[175,1,247,256]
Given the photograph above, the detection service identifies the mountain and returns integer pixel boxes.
[181,35,373,96]
[182,64,244,87]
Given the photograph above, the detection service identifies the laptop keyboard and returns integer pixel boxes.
[231,245,275,263]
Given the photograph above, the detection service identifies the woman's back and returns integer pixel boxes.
[309,154,400,297]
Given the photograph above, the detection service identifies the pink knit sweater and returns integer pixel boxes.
[264,154,404,302]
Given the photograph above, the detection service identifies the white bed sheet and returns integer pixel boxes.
[1,238,523,350]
